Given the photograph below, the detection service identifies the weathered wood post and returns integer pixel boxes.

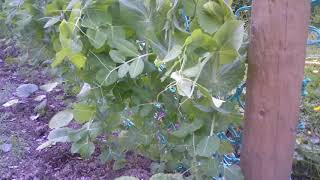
[241,0,310,179]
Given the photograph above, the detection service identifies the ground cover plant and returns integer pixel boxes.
[26,0,248,179]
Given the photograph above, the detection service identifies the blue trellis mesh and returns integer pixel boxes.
[179,1,315,179]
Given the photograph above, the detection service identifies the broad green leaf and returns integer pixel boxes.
[129,58,144,78]
[150,173,184,180]
[171,72,193,98]
[113,159,126,170]
[81,7,112,28]
[52,48,71,68]
[182,63,202,78]
[72,103,96,124]
[111,39,139,57]
[37,127,71,150]
[162,45,182,63]
[71,141,95,158]
[69,53,87,69]
[182,0,196,16]
[86,28,107,49]
[139,105,152,117]
[219,48,239,65]
[196,135,220,157]
[200,159,219,177]
[172,120,203,138]
[214,20,244,51]
[44,16,60,28]
[110,50,126,63]
[197,0,224,34]
[118,63,130,78]
[119,0,147,16]
[71,37,83,53]
[49,110,74,129]
[224,165,244,180]
[48,127,71,142]
[96,68,118,86]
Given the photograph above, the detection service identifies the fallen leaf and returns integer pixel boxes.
[40,82,59,92]
[2,99,19,107]
[30,114,40,121]
[34,95,46,102]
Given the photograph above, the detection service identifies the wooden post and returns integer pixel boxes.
[241,0,310,180]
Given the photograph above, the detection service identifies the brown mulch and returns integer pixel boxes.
[0,62,152,180]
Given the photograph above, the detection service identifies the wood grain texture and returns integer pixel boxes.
[241,0,310,179]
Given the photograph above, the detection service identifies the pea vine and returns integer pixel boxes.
[4,0,248,179]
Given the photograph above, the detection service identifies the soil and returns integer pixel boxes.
[0,62,152,180]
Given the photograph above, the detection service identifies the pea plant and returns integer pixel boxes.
[35,0,247,179]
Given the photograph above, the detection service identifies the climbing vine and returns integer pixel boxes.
[3,0,248,179]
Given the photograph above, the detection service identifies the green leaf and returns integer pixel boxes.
[52,48,71,68]
[214,20,244,51]
[129,58,144,78]
[224,165,244,180]
[196,135,220,157]
[113,159,126,170]
[48,127,71,142]
[71,141,95,158]
[162,45,182,63]
[44,16,60,28]
[86,28,108,49]
[200,158,219,177]
[96,68,118,86]
[49,110,74,129]
[81,6,112,28]
[110,50,126,63]
[150,173,184,180]
[118,63,130,78]
[69,53,87,69]
[72,103,96,124]
[172,120,203,138]
[197,0,224,34]
[139,105,152,117]
[182,63,202,78]
[111,39,139,57]
[37,127,72,150]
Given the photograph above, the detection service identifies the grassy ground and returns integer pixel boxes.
[293,47,320,180]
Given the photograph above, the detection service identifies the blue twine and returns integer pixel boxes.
[301,78,311,97]
[235,6,252,18]
[228,83,246,109]
[158,64,166,72]
[182,9,191,32]
[312,0,320,6]
[307,26,320,46]
[123,118,134,129]
[168,86,177,93]
[157,132,168,145]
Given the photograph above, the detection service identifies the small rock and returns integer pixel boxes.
[16,84,38,98]
[1,143,12,153]
[310,136,320,144]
